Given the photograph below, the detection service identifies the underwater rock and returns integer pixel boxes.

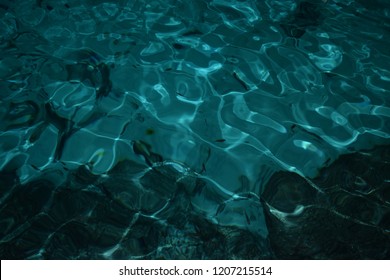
[279,0,327,38]
[261,145,390,259]
[0,159,271,259]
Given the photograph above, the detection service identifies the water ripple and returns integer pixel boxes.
[0,0,389,259]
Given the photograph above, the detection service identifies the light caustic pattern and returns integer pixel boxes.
[0,0,389,259]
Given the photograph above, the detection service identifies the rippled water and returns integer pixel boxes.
[0,0,389,259]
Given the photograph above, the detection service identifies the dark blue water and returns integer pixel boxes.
[0,0,389,259]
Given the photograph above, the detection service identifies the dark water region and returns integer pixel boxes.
[0,0,389,259]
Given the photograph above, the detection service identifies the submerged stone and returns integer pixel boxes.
[261,145,390,259]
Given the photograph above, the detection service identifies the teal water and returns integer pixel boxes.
[0,0,389,259]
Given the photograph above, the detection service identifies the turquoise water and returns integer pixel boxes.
[0,0,389,259]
